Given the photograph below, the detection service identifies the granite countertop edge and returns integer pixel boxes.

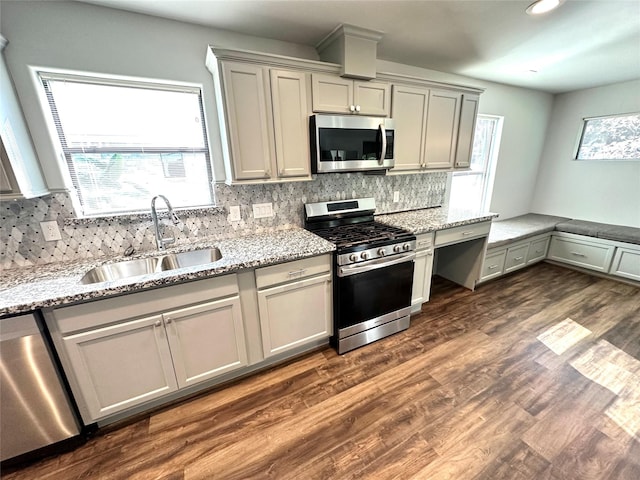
[0,207,497,317]
[0,228,336,317]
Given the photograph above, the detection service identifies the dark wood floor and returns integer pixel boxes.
[4,263,640,479]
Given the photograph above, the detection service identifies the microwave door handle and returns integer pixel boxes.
[379,123,387,165]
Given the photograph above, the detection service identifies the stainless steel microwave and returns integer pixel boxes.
[310,115,395,173]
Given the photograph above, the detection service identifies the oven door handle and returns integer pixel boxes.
[338,252,415,277]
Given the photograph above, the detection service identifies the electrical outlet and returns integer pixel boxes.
[228,205,241,222]
[40,221,62,241]
[252,202,274,219]
[393,191,400,203]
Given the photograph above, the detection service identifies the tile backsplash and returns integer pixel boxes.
[0,172,447,269]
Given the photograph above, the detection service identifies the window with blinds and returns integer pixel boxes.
[40,73,214,216]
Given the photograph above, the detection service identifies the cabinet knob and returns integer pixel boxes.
[165,318,172,324]
[349,105,356,112]
[154,321,162,328]
[355,105,361,113]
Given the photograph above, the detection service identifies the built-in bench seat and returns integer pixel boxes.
[554,220,640,245]
[481,214,640,284]
[488,213,570,248]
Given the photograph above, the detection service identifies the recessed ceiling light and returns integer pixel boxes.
[526,0,564,15]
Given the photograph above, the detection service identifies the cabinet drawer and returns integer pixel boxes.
[255,254,331,289]
[548,236,615,272]
[415,232,434,251]
[435,221,491,247]
[480,250,506,282]
[609,246,640,282]
[504,244,529,273]
[527,237,550,264]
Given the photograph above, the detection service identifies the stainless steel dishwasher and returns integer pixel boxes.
[1,312,82,463]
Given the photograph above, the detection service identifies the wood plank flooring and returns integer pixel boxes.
[3,262,640,479]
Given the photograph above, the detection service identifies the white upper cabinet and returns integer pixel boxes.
[207,48,312,184]
[454,94,480,169]
[1,37,49,199]
[311,73,390,116]
[390,84,429,171]
[270,69,312,178]
[423,90,462,169]
[220,61,274,181]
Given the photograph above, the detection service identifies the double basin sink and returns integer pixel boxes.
[80,247,222,285]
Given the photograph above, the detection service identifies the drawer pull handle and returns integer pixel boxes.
[570,252,587,257]
[418,241,431,246]
[488,265,498,270]
[288,269,307,277]
[461,231,475,236]
[514,256,524,261]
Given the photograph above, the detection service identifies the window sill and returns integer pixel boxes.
[63,205,224,226]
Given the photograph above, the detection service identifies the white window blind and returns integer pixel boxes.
[40,74,214,216]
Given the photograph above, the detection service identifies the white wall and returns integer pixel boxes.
[2,0,554,220]
[377,60,554,219]
[0,0,319,188]
[531,79,640,227]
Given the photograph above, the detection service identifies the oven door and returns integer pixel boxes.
[335,252,414,335]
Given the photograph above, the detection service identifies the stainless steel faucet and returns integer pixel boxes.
[151,195,180,250]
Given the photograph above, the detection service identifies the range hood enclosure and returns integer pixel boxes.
[316,24,383,80]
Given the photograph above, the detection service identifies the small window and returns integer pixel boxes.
[40,73,214,217]
[449,115,503,212]
[576,112,640,161]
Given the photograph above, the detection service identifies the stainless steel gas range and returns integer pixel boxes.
[304,198,416,354]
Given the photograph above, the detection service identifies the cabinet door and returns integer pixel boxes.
[63,314,178,421]
[221,61,273,180]
[257,273,332,358]
[609,247,640,282]
[391,85,429,171]
[164,296,248,389]
[454,94,480,169]
[424,90,461,169]
[411,248,434,312]
[311,74,353,113]
[527,237,550,264]
[270,69,311,178]
[354,81,390,116]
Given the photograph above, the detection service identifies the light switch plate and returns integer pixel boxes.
[228,205,241,222]
[40,221,62,241]
[393,191,400,203]
[252,202,274,219]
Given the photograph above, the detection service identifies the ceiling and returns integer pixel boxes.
[79,0,640,94]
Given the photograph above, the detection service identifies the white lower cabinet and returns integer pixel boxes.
[547,233,615,273]
[411,233,434,313]
[608,245,640,282]
[46,275,248,423]
[62,314,179,420]
[479,233,550,284]
[255,255,332,358]
[164,297,247,389]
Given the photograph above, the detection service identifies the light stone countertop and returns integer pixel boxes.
[0,228,335,317]
[0,206,498,317]
[376,206,498,234]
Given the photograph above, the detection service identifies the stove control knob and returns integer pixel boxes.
[377,248,386,257]
[349,254,357,262]
[403,243,411,251]
[361,252,370,260]
[393,245,402,253]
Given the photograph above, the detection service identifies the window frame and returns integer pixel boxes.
[574,111,640,162]
[448,114,503,212]
[38,71,215,218]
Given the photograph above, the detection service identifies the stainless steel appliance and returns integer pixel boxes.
[305,198,415,353]
[310,115,395,173]
[1,313,83,464]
